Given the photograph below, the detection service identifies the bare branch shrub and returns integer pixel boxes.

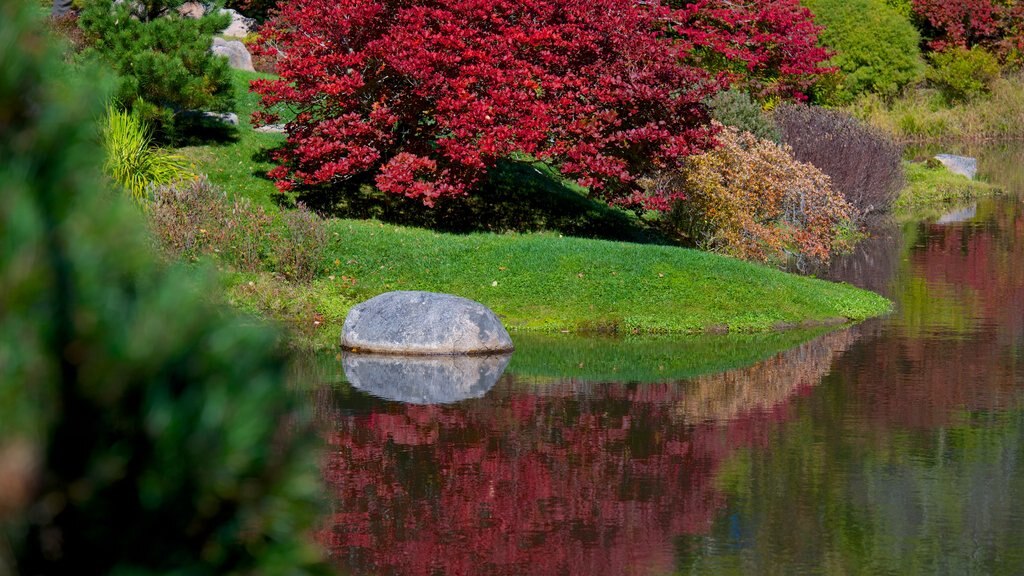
[774,104,904,216]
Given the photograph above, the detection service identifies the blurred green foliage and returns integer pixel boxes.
[804,0,925,101]
[0,2,327,573]
[77,0,234,142]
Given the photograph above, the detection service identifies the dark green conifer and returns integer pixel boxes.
[77,0,234,141]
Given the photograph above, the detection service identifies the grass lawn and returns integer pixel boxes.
[178,70,284,209]
[225,219,891,349]
[894,161,1003,219]
[180,69,892,349]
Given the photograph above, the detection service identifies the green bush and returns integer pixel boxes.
[803,0,925,101]
[705,89,781,142]
[101,105,191,202]
[927,46,1002,104]
[77,0,234,142]
[0,2,327,574]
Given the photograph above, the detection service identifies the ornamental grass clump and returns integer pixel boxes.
[101,105,191,202]
[664,124,854,269]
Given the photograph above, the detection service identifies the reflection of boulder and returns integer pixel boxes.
[342,353,511,404]
[935,203,977,225]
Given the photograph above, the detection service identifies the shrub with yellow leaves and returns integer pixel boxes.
[658,124,856,270]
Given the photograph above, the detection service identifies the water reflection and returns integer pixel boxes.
[309,143,1024,575]
[342,353,511,404]
[315,330,856,576]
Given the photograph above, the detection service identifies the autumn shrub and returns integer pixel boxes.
[803,0,924,101]
[670,0,832,100]
[661,125,853,269]
[150,178,273,271]
[927,46,1002,103]
[254,0,716,212]
[705,90,780,142]
[274,204,328,284]
[253,0,833,213]
[774,104,904,215]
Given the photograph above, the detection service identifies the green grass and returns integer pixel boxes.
[225,219,891,349]
[894,161,1002,219]
[178,70,284,209]
[847,73,1024,142]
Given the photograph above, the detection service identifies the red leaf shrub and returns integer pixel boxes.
[912,0,1024,59]
[670,0,833,100]
[253,0,733,210]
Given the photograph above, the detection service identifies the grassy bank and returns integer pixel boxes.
[179,70,284,209]
[894,161,1003,218]
[849,73,1024,142]
[224,219,890,349]
[174,69,891,350]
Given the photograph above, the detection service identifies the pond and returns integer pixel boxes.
[305,142,1024,575]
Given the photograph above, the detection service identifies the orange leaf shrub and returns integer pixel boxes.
[658,124,855,269]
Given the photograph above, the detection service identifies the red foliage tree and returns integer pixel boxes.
[669,0,832,100]
[253,0,724,209]
[911,0,1023,55]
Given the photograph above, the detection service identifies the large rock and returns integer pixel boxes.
[934,154,978,180]
[342,353,511,404]
[211,37,254,72]
[342,291,515,355]
[177,1,204,18]
[219,8,255,37]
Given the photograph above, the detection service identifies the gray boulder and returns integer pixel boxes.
[219,8,255,37]
[934,154,978,180]
[342,291,515,355]
[342,353,511,404]
[178,1,204,18]
[211,37,254,72]
[254,123,287,134]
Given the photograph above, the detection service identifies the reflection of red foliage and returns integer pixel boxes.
[316,329,856,576]
[842,209,1024,429]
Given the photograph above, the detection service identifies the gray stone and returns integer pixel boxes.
[934,154,978,180]
[342,291,515,355]
[342,353,511,404]
[211,37,254,72]
[219,8,256,37]
[202,111,239,125]
[178,1,204,18]
[254,123,287,134]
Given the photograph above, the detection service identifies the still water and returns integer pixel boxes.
[310,143,1024,575]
